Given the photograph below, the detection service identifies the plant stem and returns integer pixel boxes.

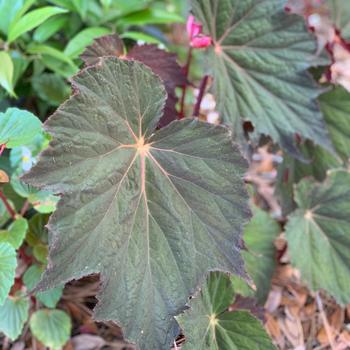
[179,47,193,119]
[0,190,16,219]
[20,200,30,216]
[0,144,6,156]
[193,75,209,117]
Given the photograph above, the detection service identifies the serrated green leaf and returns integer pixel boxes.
[243,206,280,304]
[8,6,68,43]
[0,242,17,305]
[327,0,350,40]
[276,86,350,215]
[23,265,63,308]
[0,51,16,97]
[0,108,42,148]
[0,294,30,340]
[23,58,250,349]
[30,309,71,349]
[0,218,28,249]
[286,170,350,305]
[177,272,276,350]
[191,0,331,156]
[64,27,111,59]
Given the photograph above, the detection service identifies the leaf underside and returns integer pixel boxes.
[177,272,276,350]
[286,170,350,305]
[191,0,332,156]
[24,58,250,350]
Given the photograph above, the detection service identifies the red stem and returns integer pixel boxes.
[193,75,209,117]
[179,47,193,119]
[0,190,16,219]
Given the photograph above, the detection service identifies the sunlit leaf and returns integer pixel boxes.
[0,243,17,305]
[8,6,68,43]
[0,51,16,97]
[0,218,28,249]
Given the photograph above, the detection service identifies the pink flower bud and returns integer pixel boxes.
[186,15,202,40]
[191,36,212,48]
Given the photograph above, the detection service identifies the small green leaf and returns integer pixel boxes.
[191,0,331,156]
[0,242,17,306]
[7,6,68,43]
[0,294,30,340]
[23,265,63,308]
[30,309,71,350]
[243,206,280,304]
[286,170,350,305]
[0,108,42,148]
[0,218,28,249]
[0,51,16,97]
[177,272,276,350]
[33,14,68,43]
[64,27,111,59]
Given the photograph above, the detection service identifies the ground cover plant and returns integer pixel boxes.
[0,0,349,349]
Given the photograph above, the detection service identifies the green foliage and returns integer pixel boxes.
[177,272,276,349]
[243,206,280,304]
[29,309,71,349]
[0,52,16,97]
[0,243,17,305]
[23,265,63,308]
[327,0,350,39]
[0,294,30,340]
[24,58,250,349]
[191,0,331,156]
[0,108,41,148]
[286,170,350,305]
[0,218,28,249]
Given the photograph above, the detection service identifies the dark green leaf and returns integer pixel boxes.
[191,0,332,156]
[24,58,250,349]
[285,170,350,305]
[243,206,279,304]
[177,272,276,350]
[33,14,68,43]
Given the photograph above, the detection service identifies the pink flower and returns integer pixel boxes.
[191,36,212,48]
[186,15,202,40]
[186,15,212,49]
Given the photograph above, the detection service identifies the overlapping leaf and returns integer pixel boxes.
[191,0,332,156]
[81,34,186,127]
[276,86,350,214]
[286,170,350,305]
[24,58,250,349]
[177,272,276,350]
